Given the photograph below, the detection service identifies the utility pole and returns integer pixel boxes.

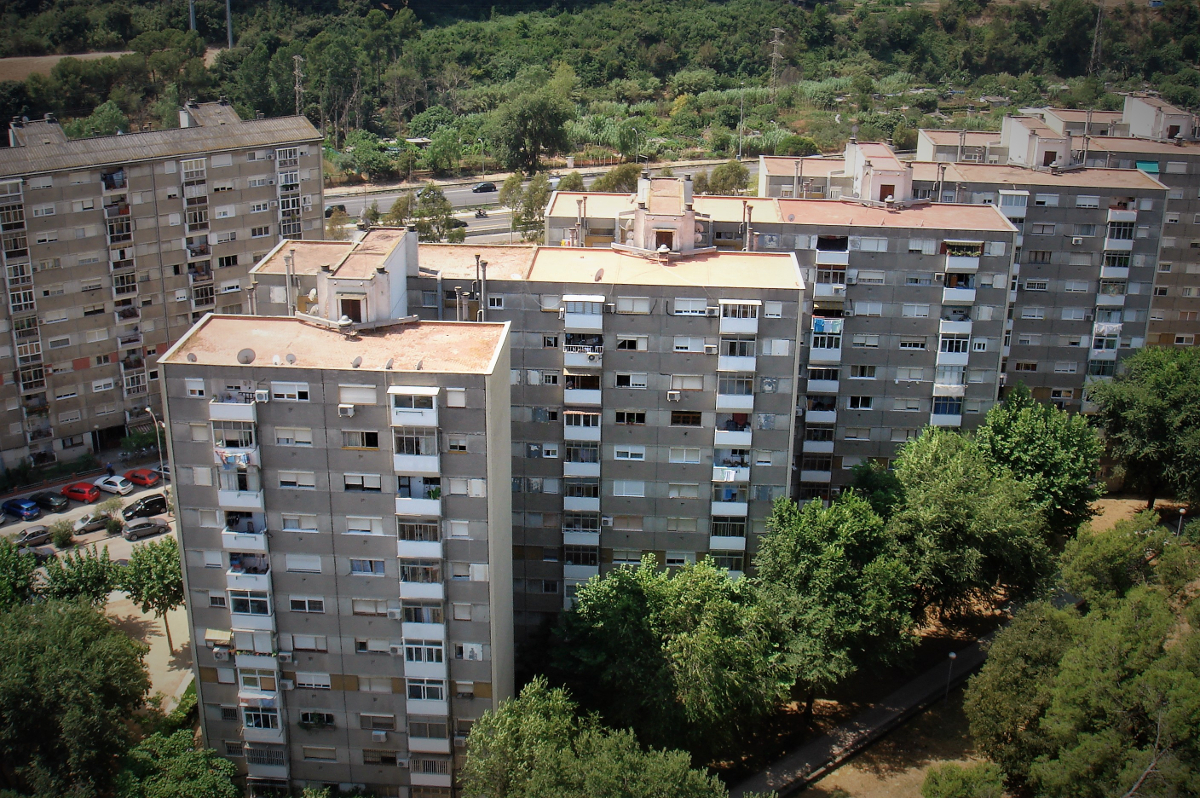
[293,55,305,117]
[226,0,234,49]
[188,0,196,31]
[1087,4,1104,77]
[737,81,746,160]
[769,28,785,100]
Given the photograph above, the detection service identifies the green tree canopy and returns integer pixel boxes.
[551,556,788,761]
[590,162,641,193]
[116,730,239,798]
[41,545,118,607]
[752,494,914,709]
[413,183,465,243]
[0,538,39,610]
[707,160,749,194]
[460,676,732,798]
[556,171,585,191]
[0,600,149,796]
[975,382,1104,535]
[888,428,1053,615]
[121,537,185,652]
[921,762,1005,798]
[846,460,904,519]
[490,90,573,173]
[1087,346,1200,507]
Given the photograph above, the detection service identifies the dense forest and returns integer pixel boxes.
[0,0,1198,167]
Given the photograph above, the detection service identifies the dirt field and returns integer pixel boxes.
[0,52,131,83]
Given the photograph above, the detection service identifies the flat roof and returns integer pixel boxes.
[1010,116,1064,138]
[941,162,1167,190]
[760,156,846,177]
[855,141,905,170]
[777,199,1016,232]
[251,229,410,279]
[334,228,406,279]
[1073,136,1200,157]
[1128,95,1187,113]
[526,247,803,290]
[919,129,1002,146]
[417,244,536,281]
[161,315,508,374]
[1044,108,1123,123]
[546,192,782,223]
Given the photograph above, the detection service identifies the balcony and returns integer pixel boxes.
[929,413,963,427]
[221,529,268,552]
[802,439,834,454]
[405,697,449,718]
[563,345,603,368]
[238,685,278,706]
[563,389,601,406]
[101,171,127,192]
[939,320,973,335]
[564,564,600,581]
[815,250,850,266]
[799,470,832,483]
[715,393,754,411]
[404,658,447,680]
[411,773,453,789]
[945,255,980,272]
[712,465,750,482]
[114,305,140,322]
[397,539,442,559]
[563,531,600,547]
[117,330,143,347]
[226,563,271,592]
[402,622,445,640]
[806,379,839,394]
[714,429,752,447]
[214,445,261,469]
[710,535,747,551]
[409,738,452,755]
[186,243,210,259]
[936,350,970,366]
[563,461,601,477]
[718,355,756,372]
[805,409,837,425]
[209,396,257,422]
[1096,293,1126,307]
[933,383,966,397]
[393,453,440,476]
[234,653,278,669]
[389,388,439,426]
[399,580,444,601]
[241,725,286,744]
[563,296,605,331]
[563,495,600,512]
[1100,264,1130,280]
[563,421,602,441]
[1090,348,1119,361]
[1107,209,1137,223]
[1103,238,1134,252]
[396,497,442,517]
[245,762,289,780]
[217,489,265,512]
[942,287,977,304]
[711,500,749,516]
[808,344,841,364]
[719,312,759,335]
[814,282,846,299]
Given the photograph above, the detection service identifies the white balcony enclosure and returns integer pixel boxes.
[241,725,286,744]
[221,529,268,552]
[389,386,439,427]
[718,355,757,372]
[719,315,759,335]
[802,439,834,454]
[397,539,442,559]
[1095,293,1126,307]
[562,531,601,547]
[238,686,278,705]
[714,429,752,447]
[799,470,832,483]
[709,535,747,551]
[226,569,271,592]
[712,466,750,482]
[1104,237,1134,252]
[393,454,440,476]
[399,581,444,600]
[218,489,264,512]
[933,383,967,397]
[213,445,260,468]
[563,295,605,331]
[227,612,274,632]
[808,346,842,364]
[391,406,438,427]
[1090,348,1119,361]
[563,388,602,405]
[935,351,970,367]
[235,653,278,669]
[939,320,973,335]
[929,413,963,427]
[813,283,845,299]
[395,497,441,517]
[563,350,603,369]
[1100,265,1129,280]
[945,255,980,272]
[402,621,445,640]
[404,659,447,679]
[805,410,837,425]
[815,250,850,266]
[406,698,449,718]
[208,398,256,422]
[1107,209,1137,223]
[409,737,452,755]
[563,424,602,442]
[563,495,600,512]
[564,564,600,580]
[711,500,748,516]
[411,773,454,788]
[806,379,839,394]
[715,393,755,411]
[562,461,601,478]
[942,287,976,304]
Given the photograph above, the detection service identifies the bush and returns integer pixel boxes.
[50,521,74,549]
[105,518,124,537]
[98,497,124,518]
[921,762,1005,798]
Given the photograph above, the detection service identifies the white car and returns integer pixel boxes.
[94,475,134,495]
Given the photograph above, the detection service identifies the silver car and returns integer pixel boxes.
[122,518,170,541]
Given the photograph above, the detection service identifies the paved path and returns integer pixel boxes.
[731,641,988,798]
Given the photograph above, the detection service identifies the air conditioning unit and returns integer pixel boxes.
[388,644,404,656]
[1072,236,1083,245]
[704,344,718,355]
[267,179,275,185]
[279,679,294,691]
[705,306,720,317]
[337,404,355,417]
[604,303,616,314]
[213,647,229,661]
[277,651,293,663]
[845,275,857,285]
[386,608,404,620]
[265,153,274,160]
[372,730,388,742]
[601,515,614,526]
[666,390,681,401]
[587,353,599,362]
[269,200,278,208]
[453,735,468,747]
[844,308,855,317]
[254,389,270,403]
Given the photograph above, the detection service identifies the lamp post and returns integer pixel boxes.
[146,406,164,478]
[944,651,958,702]
[737,80,746,160]
[478,138,485,177]
[631,127,639,165]
[1178,507,1187,536]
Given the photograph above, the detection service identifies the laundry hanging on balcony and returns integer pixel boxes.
[217,449,250,470]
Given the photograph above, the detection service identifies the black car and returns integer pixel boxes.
[17,545,54,564]
[122,493,168,521]
[471,182,497,193]
[324,203,347,218]
[29,491,69,513]
[448,218,468,229]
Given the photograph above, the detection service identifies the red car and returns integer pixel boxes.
[124,468,162,488]
[61,482,101,503]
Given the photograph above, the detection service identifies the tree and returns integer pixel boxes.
[1087,347,1200,508]
[325,208,351,240]
[516,173,551,243]
[116,730,239,798]
[776,135,820,156]
[0,600,149,796]
[590,163,641,193]
[424,128,461,175]
[888,428,1053,616]
[975,383,1103,535]
[753,494,914,716]
[557,171,585,191]
[61,99,129,138]
[413,183,464,243]
[707,160,749,194]
[0,539,38,609]
[461,677,732,798]
[847,460,904,519]
[49,519,74,549]
[121,537,185,652]
[364,200,382,225]
[1059,511,1172,605]
[344,129,395,181]
[98,496,125,518]
[42,545,118,607]
[551,557,787,761]
[491,90,572,173]
[382,192,415,226]
[921,762,1005,798]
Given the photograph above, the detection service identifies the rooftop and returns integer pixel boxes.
[1043,108,1124,123]
[1010,116,1064,138]
[250,228,410,279]
[777,198,1017,232]
[0,111,320,178]
[1128,95,1187,113]
[161,315,509,374]
[1073,136,1200,157]
[546,192,782,223]
[854,141,906,170]
[526,247,803,290]
[417,244,536,281]
[759,155,847,177]
[941,161,1168,190]
[918,129,1003,146]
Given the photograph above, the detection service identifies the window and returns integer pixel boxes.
[763,301,782,318]
[270,381,309,401]
[1020,306,1045,320]
[901,304,929,318]
[275,426,312,446]
[407,678,445,701]
[488,296,504,309]
[1054,362,1079,374]
[855,301,883,316]
[281,514,318,532]
[717,374,753,395]
[933,396,963,415]
[615,372,647,389]
[250,225,270,238]
[613,480,646,497]
[244,708,280,730]
[616,296,650,314]
[847,396,873,410]
[674,297,707,315]
[615,410,646,425]
[668,447,701,464]
[1024,280,1048,291]
[229,590,270,615]
[670,374,703,391]
[670,410,702,427]
[351,559,387,576]
[613,445,645,461]
[848,365,876,379]
[898,337,925,350]
[279,471,316,489]
[1013,362,1037,373]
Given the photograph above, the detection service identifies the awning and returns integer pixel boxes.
[205,628,232,645]
[718,298,763,305]
[1136,160,1160,173]
[563,294,605,303]
[387,385,440,396]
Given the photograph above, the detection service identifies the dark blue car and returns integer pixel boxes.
[1,498,40,521]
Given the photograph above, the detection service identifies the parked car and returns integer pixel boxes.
[324,203,347,218]
[29,491,69,513]
[156,464,172,481]
[122,493,168,521]
[17,545,54,564]
[123,518,171,541]
[1,498,40,521]
[14,525,51,546]
[94,475,134,495]
[471,181,497,193]
[62,482,101,503]
[124,468,162,488]
[74,512,110,534]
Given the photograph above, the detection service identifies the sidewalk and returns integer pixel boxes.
[730,641,988,798]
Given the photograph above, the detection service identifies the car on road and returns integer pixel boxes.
[156,464,171,481]
[62,482,101,503]
[1,498,40,521]
[18,545,54,564]
[94,475,134,495]
[123,518,171,541]
[122,493,169,521]
[448,217,468,229]
[74,512,110,534]
[324,203,347,218]
[125,468,161,488]
[14,525,51,546]
[29,491,69,513]
[471,182,497,193]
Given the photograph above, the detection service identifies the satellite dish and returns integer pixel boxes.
[186,353,197,362]
[594,268,604,282]
[286,353,297,364]
[852,124,860,136]
[236,348,256,364]
[351,356,362,368]
[415,359,424,370]
[384,358,394,370]
[308,288,317,302]
[788,214,796,221]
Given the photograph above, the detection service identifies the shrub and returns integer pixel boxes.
[105,518,124,537]
[50,521,74,549]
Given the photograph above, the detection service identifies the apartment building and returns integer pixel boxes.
[162,292,513,795]
[0,101,322,468]
[248,190,806,647]
[544,176,1017,510]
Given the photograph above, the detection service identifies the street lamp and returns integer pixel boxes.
[1178,507,1187,536]
[145,406,164,478]
[478,138,485,177]
[737,80,746,160]
[631,127,639,164]
[944,651,958,702]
